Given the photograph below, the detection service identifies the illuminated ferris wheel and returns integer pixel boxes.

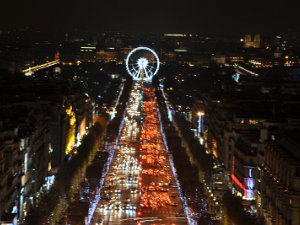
[125,47,160,81]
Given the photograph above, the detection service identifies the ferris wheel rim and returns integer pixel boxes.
[125,46,160,81]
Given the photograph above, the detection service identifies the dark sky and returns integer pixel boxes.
[1,0,300,35]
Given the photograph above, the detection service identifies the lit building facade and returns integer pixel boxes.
[261,133,300,225]
[230,131,261,202]
[0,113,50,224]
[244,34,261,48]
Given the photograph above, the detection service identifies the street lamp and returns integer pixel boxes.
[197,111,205,145]
[197,111,204,117]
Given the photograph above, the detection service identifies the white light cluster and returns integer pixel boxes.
[158,111,197,225]
[87,109,126,224]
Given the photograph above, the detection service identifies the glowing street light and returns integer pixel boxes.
[197,111,205,144]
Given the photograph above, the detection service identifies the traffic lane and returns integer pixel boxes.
[138,163,184,217]
[139,170,183,217]
[93,84,188,224]
[94,159,141,223]
[94,144,141,223]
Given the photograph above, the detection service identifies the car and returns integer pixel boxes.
[105,204,113,210]
[115,189,121,194]
[171,202,178,207]
[115,203,121,210]
[130,205,137,210]
[130,188,138,194]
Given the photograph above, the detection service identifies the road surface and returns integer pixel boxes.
[91,82,188,225]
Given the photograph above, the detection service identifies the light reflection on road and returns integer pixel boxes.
[92,83,188,225]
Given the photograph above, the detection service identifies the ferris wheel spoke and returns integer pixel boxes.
[135,67,143,79]
[147,62,158,67]
[144,68,150,78]
[147,62,156,68]
[129,64,140,73]
[131,63,142,74]
[131,64,140,73]
[132,68,138,77]
[130,67,138,75]
[132,71,139,79]
[147,65,155,71]
[145,67,153,77]
[131,65,140,77]
[131,69,138,76]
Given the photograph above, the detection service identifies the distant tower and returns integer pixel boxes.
[244,34,260,48]
[245,35,251,43]
[253,34,260,48]
[244,35,252,48]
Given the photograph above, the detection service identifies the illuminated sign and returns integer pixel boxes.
[245,178,254,190]
[244,189,254,199]
[249,168,253,177]
[197,112,204,135]
[243,167,255,200]
[232,73,240,83]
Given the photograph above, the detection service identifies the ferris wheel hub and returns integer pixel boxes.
[137,57,148,69]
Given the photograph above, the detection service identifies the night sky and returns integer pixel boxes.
[1,0,300,35]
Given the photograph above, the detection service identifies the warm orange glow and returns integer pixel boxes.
[197,111,204,116]
[65,105,76,155]
[249,119,258,125]
[79,115,86,139]
[212,137,218,158]
[231,173,245,191]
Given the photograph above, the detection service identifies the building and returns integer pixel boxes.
[0,71,96,223]
[190,65,300,220]
[260,131,300,225]
[0,106,50,224]
[244,34,261,49]
[231,131,261,202]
